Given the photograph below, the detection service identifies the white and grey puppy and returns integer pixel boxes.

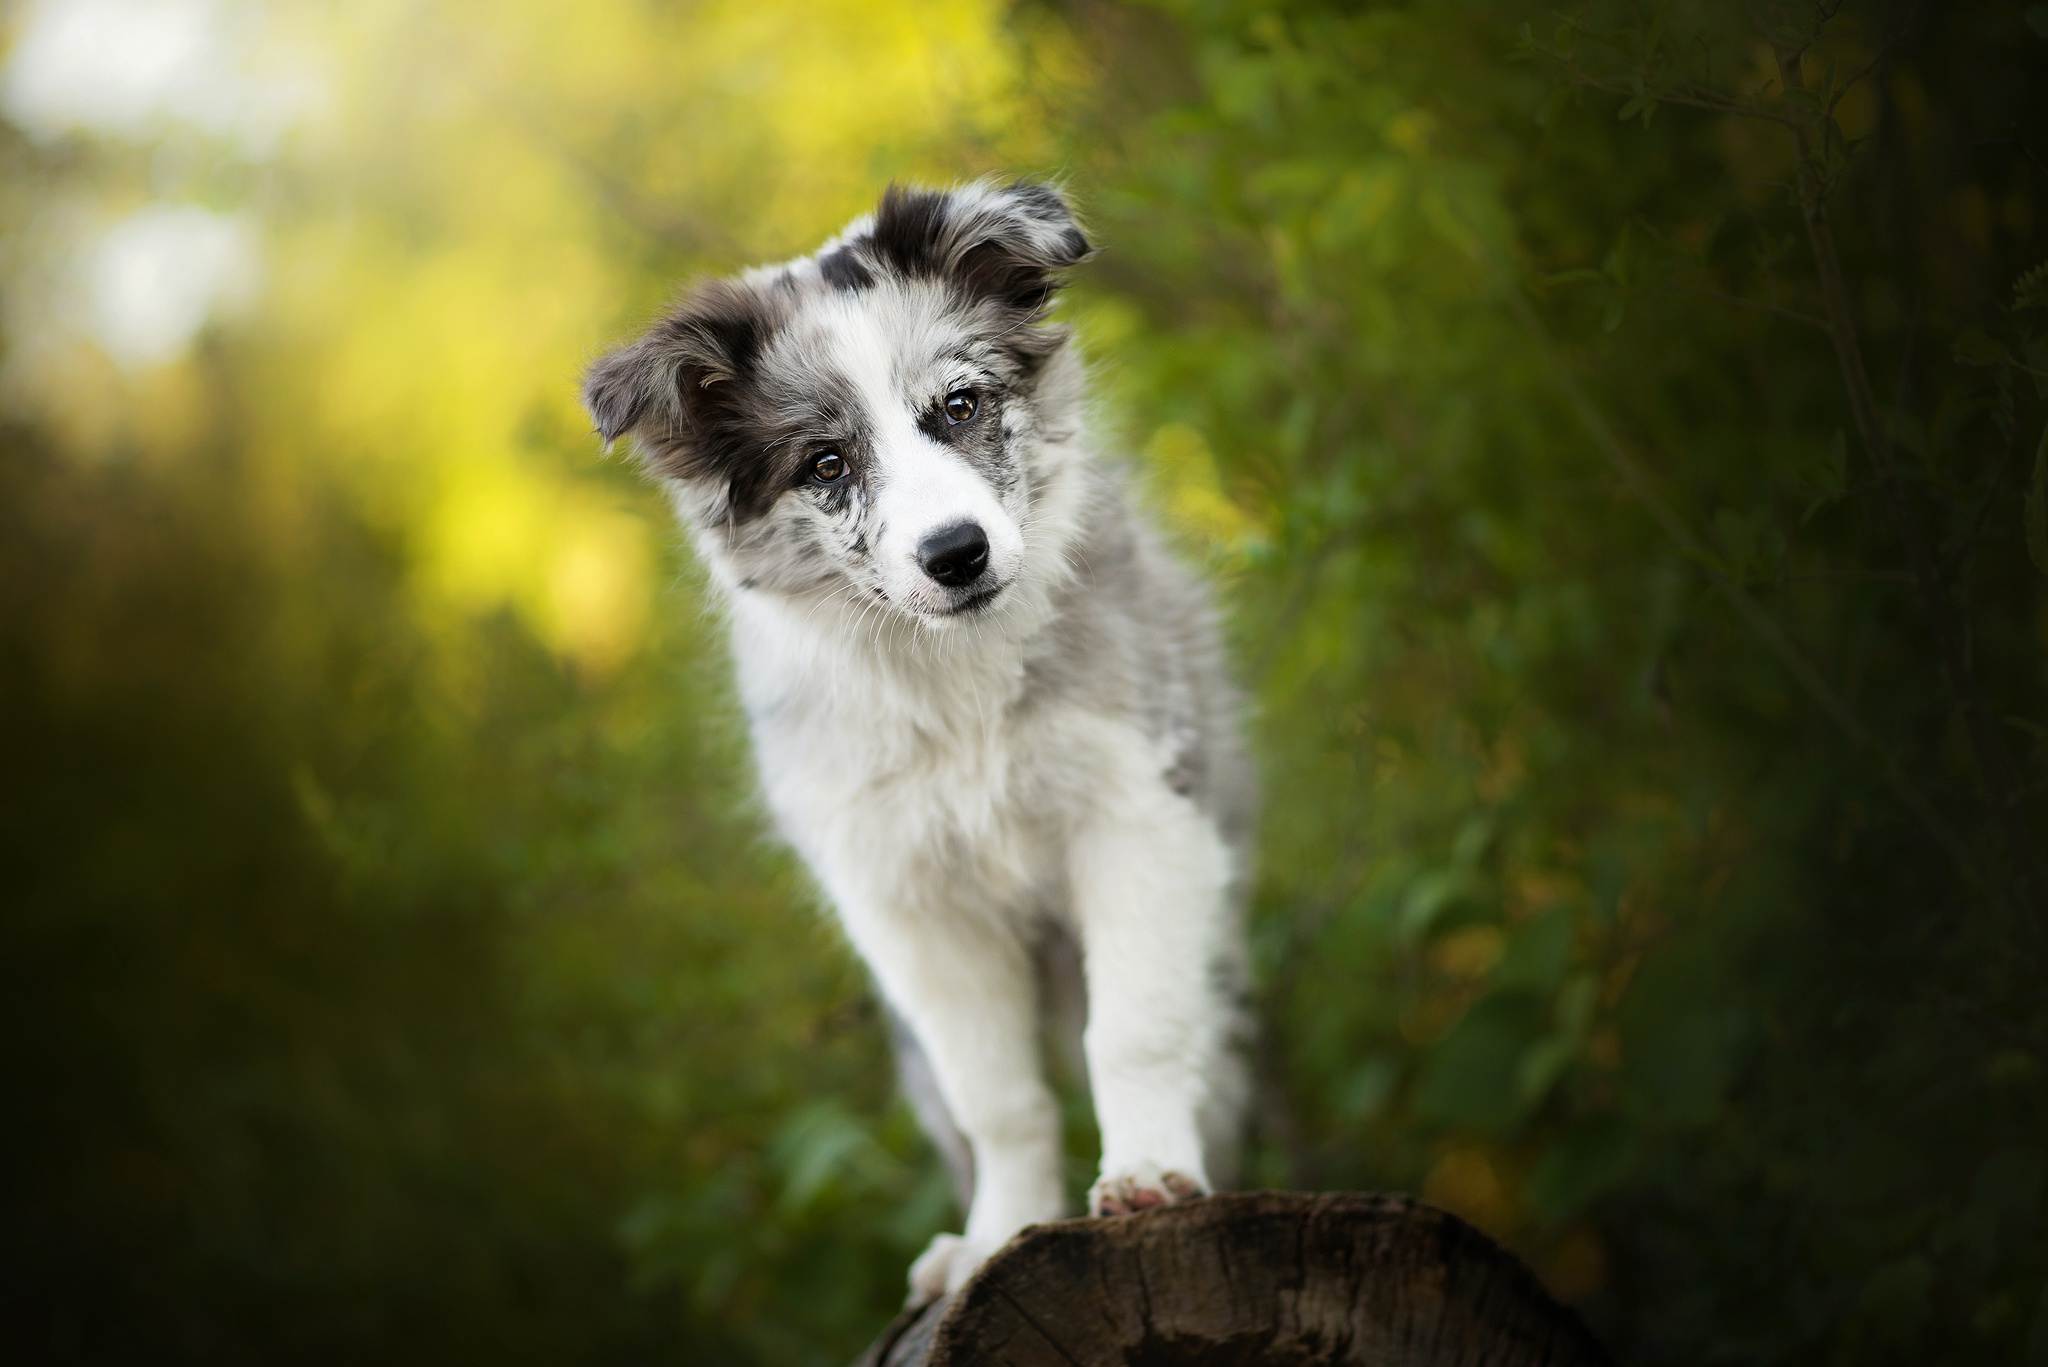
[582,179,1253,1304]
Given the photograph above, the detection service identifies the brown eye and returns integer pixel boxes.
[944,390,977,424]
[810,449,846,483]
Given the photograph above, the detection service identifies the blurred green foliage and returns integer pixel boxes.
[2,1,2045,1364]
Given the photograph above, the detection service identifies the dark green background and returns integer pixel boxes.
[4,2,2046,1363]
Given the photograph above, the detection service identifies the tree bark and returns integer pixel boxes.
[855,1191,1609,1367]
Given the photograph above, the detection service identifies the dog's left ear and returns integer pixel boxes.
[581,277,777,459]
[868,178,1093,319]
[582,332,664,448]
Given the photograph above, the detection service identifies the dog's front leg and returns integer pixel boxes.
[829,877,1064,1304]
[1070,760,1237,1216]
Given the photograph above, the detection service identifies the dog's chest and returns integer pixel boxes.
[736,625,1064,891]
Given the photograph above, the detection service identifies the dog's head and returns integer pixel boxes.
[583,179,1091,627]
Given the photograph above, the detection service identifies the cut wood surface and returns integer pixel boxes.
[856,1191,1610,1367]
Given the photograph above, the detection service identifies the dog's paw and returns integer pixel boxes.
[1088,1162,1208,1217]
[905,1231,999,1308]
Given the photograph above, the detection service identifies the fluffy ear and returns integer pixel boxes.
[866,178,1093,316]
[581,279,777,458]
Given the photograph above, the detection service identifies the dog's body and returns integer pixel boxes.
[583,181,1253,1303]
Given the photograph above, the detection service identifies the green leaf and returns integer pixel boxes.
[1333,1056,1399,1120]
[1958,1148,2044,1270]
[1886,405,1932,458]
[1396,867,1482,940]
[2028,5,2048,39]
[768,1101,897,1213]
[1528,1119,1635,1225]
[1601,292,1627,332]
[1412,992,1549,1135]
[1541,267,1604,288]
[1823,423,1848,489]
[1859,1256,1935,1345]
[1556,971,1599,1035]
[1782,85,1825,118]
[1494,911,1574,991]
[1621,1008,1737,1122]
[1515,1033,1576,1102]
[1953,327,2013,367]
[1714,506,1784,584]
[2028,1280,2048,1364]
[1450,815,1494,866]
[2027,423,2048,577]
[1614,945,1743,1125]
[1602,224,1630,284]
[1533,85,1571,127]
[2013,260,2048,310]
[1796,429,1849,523]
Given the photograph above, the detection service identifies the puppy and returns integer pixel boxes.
[582,179,1253,1304]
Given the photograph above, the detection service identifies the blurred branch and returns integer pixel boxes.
[1773,43,2044,910]
[1523,52,1792,125]
[1540,0,2047,910]
[1501,283,1982,890]
[1781,569,1914,584]
[1669,281,1829,332]
[1742,0,1842,67]
[1974,136,2048,182]
[1936,991,2048,1057]
[520,119,737,260]
[1249,510,1385,684]
[1934,427,2019,584]
[1518,16,1794,127]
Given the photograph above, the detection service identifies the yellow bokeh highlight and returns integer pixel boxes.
[1143,422,1267,561]
[544,505,654,679]
[1423,1145,1511,1234]
[37,0,1076,676]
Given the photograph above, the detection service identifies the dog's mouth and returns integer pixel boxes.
[945,584,1006,616]
[901,579,1008,623]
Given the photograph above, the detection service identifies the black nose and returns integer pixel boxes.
[917,521,990,588]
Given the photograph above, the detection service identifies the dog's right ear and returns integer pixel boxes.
[867,179,1092,318]
[581,279,776,458]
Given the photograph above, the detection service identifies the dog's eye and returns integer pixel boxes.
[810,449,847,483]
[944,390,977,424]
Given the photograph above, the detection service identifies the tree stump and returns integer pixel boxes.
[855,1191,1610,1367]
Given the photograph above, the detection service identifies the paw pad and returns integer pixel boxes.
[1089,1167,1207,1217]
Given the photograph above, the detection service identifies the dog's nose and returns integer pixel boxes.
[917,521,990,588]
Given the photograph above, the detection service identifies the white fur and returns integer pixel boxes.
[710,376,1238,1299]
[594,184,1250,1305]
